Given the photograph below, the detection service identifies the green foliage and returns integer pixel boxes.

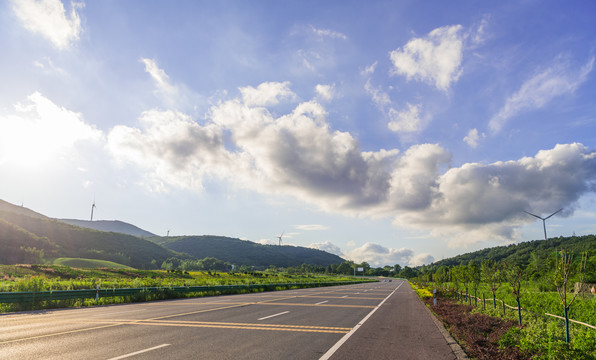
[151,235,344,268]
[53,258,134,269]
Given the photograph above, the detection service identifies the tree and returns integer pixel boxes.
[554,250,588,344]
[434,266,450,290]
[506,263,525,326]
[468,261,481,306]
[481,260,502,309]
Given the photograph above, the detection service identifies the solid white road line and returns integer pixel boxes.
[107,344,171,360]
[258,311,290,321]
[340,295,348,298]
[319,281,404,360]
[315,301,329,305]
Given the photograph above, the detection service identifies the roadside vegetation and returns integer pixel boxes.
[0,264,369,313]
[410,248,596,360]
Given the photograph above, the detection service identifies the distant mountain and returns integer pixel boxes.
[151,235,345,267]
[59,219,156,238]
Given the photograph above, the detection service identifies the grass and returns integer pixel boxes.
[52,258,134,269]
[0,264,373,313]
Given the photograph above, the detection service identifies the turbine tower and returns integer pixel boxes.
[277,231,285,246]
[523,208,563,246]
[90,201,97,221]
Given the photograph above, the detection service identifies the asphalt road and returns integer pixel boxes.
[0,280,458,359]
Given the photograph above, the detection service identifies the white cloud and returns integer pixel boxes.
[0,92,102,168]
[308,241,342,256]
[239,81,297,107]
[311,26,348,40]
[388,103,422,133]
[364,79,391,109]
[390,25,464,91]
[12,0,83,50]
[295,224,330,231]
[489,57,594,133]
[104,82,596,247]
[463,128,484,148]
[141,58,177,97]
[345,242,433,267]
[315,84,335,101]
[361,62,377,76]
[107,109,234,192]
[392,143,596,246]
[409,253,435,266]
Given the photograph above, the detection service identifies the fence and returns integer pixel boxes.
[453,290,596,330]
[0,280,371,305]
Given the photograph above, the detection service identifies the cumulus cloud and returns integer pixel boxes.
[107,109,234,192]
[104,81,596,246]
[489,57,594,133]
[0,92,102,167]
[308,241,342,256]
[393,143,596,246]
[12,0,83,50]
[388,103,422,133]
[239,81,297,107]
[345,242,433,267]
[390,25,464,91]
[463,128,484,148]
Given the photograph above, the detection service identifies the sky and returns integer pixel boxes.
[1,0,596,268]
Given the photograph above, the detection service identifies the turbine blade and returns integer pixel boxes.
[544,208,563,220]
[523,210,543,220]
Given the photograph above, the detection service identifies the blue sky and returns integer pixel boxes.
[1,0,595,267]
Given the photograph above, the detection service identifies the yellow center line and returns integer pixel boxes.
[126,321,350,334]
[0,323,123,345]
[76,319,352,331]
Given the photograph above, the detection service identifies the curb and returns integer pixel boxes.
[419,297,469,360]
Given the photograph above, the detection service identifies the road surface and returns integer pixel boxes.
[0,280,461,359]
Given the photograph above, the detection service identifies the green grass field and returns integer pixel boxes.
[52,258,134,269]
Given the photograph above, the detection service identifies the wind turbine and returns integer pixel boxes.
[90,201,97,221]
[523,208,563,246]
[277,231,285,246]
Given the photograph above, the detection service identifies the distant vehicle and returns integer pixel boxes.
[388,280,392,282]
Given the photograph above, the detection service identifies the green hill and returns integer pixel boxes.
[425,234,596,271]
[152,235,345,267]
[53,257,134,269]
[0,203,186,269]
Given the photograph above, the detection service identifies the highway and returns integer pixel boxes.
[0,280,458,359]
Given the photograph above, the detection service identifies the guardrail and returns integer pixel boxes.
[0,280,373,304]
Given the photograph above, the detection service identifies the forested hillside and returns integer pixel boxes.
[151,235,345,267]
[0,209,186,269]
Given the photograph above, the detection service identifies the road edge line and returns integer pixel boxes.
[318,281,404,360]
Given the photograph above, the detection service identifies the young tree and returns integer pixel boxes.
[506,263,525,326]
[468,261,481,306]
[481,260,502,309]
[554,250,588,344]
